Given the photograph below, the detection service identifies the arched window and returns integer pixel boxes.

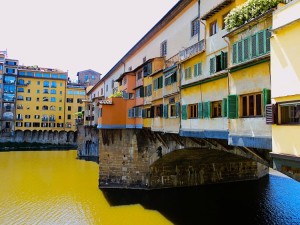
[18,79,25,85]
[17,87,24,92]
[43,97,48,102]
[42,105,48,110]
[50,105,56,111]
[43,81,49,87]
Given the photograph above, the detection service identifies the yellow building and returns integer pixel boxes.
[15,66,68,132]
[66,84,86,131]
[270,0,300,180]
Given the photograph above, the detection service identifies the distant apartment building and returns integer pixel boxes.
[77,69,101,86]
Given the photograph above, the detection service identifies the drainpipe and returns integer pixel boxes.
[198,0,200,42]
[223,36,231,139]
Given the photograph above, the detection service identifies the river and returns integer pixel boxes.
[0,150,299,225]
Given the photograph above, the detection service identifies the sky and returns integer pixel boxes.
[0,0,179,82]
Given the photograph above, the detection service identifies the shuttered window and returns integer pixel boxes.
[198,102,203,118]
[182,105,187,120]
[210,57,216,74]
[266,104,277,124]
[176,102,180,117]
[228,95,238,119]
[263,88,271,114]
[203,101,211,118]
[194,63,202,77]
[188,103,198,119]
[164,105,168,118]
[185,67,192,80]
[232,29,271,65]
[222,98,227,117]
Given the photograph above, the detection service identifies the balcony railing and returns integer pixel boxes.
[165,53,180,68]
[179,40,205,61]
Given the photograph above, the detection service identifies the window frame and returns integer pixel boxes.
[240,92,262,118]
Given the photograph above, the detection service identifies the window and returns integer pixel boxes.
[212,101,222,118]
[184,67,192,80]
[194,63,202,77]
[25,115,30,119]
[25,122,31,127]
[210,21,218,36]
[91,75,95,80]
[43,73,50,78]
[145,84,152,97]
[106,84,108,92]
[18,79,25,85]
[279,102,300,124]
[34,115,40,119]
[188,104,198,119]
[43,81,49,87]
[36,73,42,78]
[154,76,163,90]
[51,90,56,94]
[26,97,31,101]
[33,122,40,127]
[16,122,23,127]
[123,78,127,85]
[59,116,62,119]
[67,115,71,120]
[37,81,40,85]
[37,90,40,94]
[59,107,62,111]
[68,106,71,111]
[36,98,40,102]
[17,87,24,92]
[60,91,62,95]
[241,93,262,117]
[165,72,177,86]
[128,66,132,71]
[155,105,163,117]
[50,97,56,102]
[27,89,30,93]
[191,18,199,37]
[136,87,144,98]
[77,99,82,103]
[43,97,48,102]
[43,89,49,94]
[232,29,271,64]
[170,104,176,117]
[210,51,227,74]
[67,98,73,103]
[50,106,56,111]
[36,106,39,110]
[17,96,24,100]
[52,74,58,78]
[51,81,57,88]
[137,71,142,80]
[160,40,167,57]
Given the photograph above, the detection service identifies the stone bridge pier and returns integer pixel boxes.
[98,129,270,189]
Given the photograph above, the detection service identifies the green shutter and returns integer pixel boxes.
[266,29,271,53]
[228,95,238,119]
[198,63,202,75]
[164,105,168,118]
[263,88,271,113]
[194,64,198,77]
[142,109,146,118]
[203,101,210,118]
[140,86,144,97]
[243,38,250,61]
[222,98,227,117]
[148,62,152,75]
[232,43,237,64]
[198,102,203,118]
[154,79,158,90]
[182,105,187,120]
[176,102,180,117]
[251,34,258,58]
[258,30,265,55]
[210,57,215,74]
[238,41,243,63]
[221,51,228,70]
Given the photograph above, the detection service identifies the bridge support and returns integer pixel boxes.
[98,129,269,189]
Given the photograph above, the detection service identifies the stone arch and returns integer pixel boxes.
[48,130,54,143]
[43,130,49,143]
[67,131,74,143]
[52,131,59,144]
[38,130,43,142]
[59,131,67,143]
[24,130,32,142]
[32,130,38,142]
[14,130,24,143]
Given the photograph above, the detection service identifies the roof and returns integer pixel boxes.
[88,0,193,95]
[76,69,102,76]
[201,0,234,20]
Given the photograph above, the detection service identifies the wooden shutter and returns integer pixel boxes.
[164,105,168,118]
[203,101,211,118]
[176,102,180,117]
[210,57,216,74]
[251,34,258,58]
[221,51,228,70]
[243,38,250,61]
[182,105,187,120]
[258,30,265,55]
[150,106,154,118]
[266,104,277,124]
[148,62,152,75]
[139,86,144,97]
[198,102,203,118]
[160,104,163,117]
[194,64,198,76]
[238,41,243,63]
[222,98,227,117]
[232,43,237,64]
[142,109,146,118]
[266,29,271,53]
[263,88,271,113]
[198,63,202,75]
[228,95,238,119]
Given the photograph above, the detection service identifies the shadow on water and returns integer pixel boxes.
[101,174,300,225]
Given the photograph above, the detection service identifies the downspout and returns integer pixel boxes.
[198,0,200,42]
[223,36,231,139]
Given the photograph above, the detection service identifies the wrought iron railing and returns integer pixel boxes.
[179,40,205,61]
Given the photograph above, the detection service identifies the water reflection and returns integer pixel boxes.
[0,150,171,225]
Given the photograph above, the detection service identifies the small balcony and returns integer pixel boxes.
[179,40,205,61]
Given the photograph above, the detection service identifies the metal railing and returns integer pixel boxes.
[179,40,205,61]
